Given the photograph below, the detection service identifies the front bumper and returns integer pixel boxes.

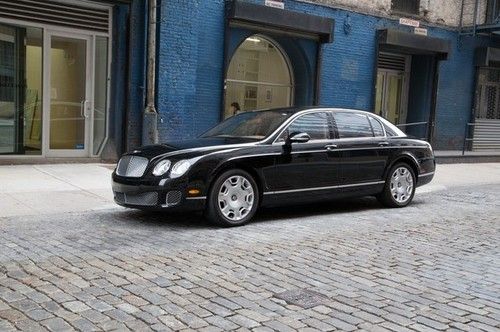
[111,174,206,211]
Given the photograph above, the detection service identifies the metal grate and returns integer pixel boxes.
[166,191,182,207]
[115,191,158,206]
[476,68,500,120]
[0,0,110,33]
[378,52,407,71]
[116,156,149,178]
[274,289,330,309]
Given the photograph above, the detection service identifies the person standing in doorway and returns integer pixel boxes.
[230,102,241,116]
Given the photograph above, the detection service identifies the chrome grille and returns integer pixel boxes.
[116,156,148,178]
[165,191,182,207]
[114,192,158,206]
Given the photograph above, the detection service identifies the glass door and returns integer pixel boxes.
[45,32,91,157]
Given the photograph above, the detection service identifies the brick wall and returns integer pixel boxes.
[154,0,498,150]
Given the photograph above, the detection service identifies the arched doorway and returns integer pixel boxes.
[224,35,293,118]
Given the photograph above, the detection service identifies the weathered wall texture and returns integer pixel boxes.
[298,0,487,27]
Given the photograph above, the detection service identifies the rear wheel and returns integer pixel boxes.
[377,163,415,208]
[205,169,259,226]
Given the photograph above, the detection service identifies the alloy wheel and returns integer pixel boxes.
[217,175,255,221]
[389,166,414,204]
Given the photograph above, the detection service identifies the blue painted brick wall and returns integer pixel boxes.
[156,0,226,142]
[154,0,498,150]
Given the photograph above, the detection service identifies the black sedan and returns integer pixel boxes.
[112,107,435,226]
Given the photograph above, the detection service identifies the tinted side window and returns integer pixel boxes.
[279,112,330,141]
[334,113,374,138]
[368,117,385,137]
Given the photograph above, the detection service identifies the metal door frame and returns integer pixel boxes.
[43,30,93,157]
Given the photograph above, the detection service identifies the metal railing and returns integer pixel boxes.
[396,121,428,141]
[459,0,500,36]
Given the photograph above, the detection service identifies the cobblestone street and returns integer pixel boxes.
[0,183,499,331]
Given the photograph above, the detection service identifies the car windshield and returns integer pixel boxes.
[201,110,292,139]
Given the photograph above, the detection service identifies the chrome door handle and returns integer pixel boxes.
[378,141,390,147]
[324,144,338,151]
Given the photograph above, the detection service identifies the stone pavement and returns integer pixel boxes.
[0,165,499,331]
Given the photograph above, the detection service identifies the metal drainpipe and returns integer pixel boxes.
[142,0,159,145]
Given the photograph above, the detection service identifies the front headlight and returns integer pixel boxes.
[170,159,192,178]
[152,160,171,176]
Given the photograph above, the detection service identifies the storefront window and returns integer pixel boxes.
[0,24,43,154]
[224,35,293,118]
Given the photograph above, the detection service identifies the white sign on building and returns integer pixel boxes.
[414,27,428,36]
[399,17,420,27]
[265,0,285,9]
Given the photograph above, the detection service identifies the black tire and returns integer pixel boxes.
[377,162,416,208]
[205,169,260,227]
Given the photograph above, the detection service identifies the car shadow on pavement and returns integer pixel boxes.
[254,196,383,223]
[113,209,215,229]
[110,195,428,228]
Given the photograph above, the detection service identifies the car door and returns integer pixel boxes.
[331,112,389,184]
[268,111,342,192]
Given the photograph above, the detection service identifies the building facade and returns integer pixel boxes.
[1,0,499,162]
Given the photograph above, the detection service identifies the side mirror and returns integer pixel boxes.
[287,132,310,144]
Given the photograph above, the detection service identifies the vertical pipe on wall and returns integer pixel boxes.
[313,43,323,105]
[428,57,440,144]
[142,0,158,145]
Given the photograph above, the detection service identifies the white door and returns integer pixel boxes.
[44,31,92,157]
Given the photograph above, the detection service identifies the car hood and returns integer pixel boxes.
[126,137,259,160]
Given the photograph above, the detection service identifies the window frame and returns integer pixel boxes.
[367,115,387,138]
[274,111,335,143]
[331,112,379,140]
[390,0,420,15]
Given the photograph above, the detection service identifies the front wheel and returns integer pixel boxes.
[377,163,416,208]
[205,169,259,226]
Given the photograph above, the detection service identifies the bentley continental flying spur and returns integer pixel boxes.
[112,107,435,226]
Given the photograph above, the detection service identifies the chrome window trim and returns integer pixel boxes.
[264,180,386,195]
[269,108,405,145]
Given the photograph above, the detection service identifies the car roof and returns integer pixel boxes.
[250,106,370,114]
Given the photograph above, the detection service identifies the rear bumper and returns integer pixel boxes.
[111,176,206,212]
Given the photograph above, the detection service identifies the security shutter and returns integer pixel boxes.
[472,67,500,151]
[0,0,109,33]
[378,52,407,71]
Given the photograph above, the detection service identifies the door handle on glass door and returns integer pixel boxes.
[82,100,89,118]
[324,144,338,151]
[80,100,85,118]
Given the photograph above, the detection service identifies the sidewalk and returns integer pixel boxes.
[1,163,499,218]
[0,164,117,218]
